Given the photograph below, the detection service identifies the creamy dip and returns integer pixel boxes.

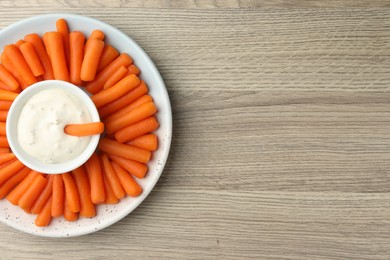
[17,88,91,164]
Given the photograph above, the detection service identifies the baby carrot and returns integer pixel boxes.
[62,172,80,213]
[101,154,125,199]
[3,44,37,86]
[105,101,157,135]
[115,116,159,143]
[102,168,118,204]
[98,81,148,118]
[64,199,78,222]
[1,53,29,89]
[44,32,70,82]
[0,158,16,169]
[35,196,52,227]
[97,44,119,72]
[0,80,19,92]
[0,158,24,186]
[103,65,128,89]
[52,174,65,217]
[6,171,40,205]
[0,122,5,136]
[64,122,104,137]
[107,154,148,179]
[0,89,18,101]
[85,53,132,94]
[98,138,151,163]
[0,111,8,122]
[31,175,53,214]
[127,134,158,151]
[69,31,85,86]
[0,101,12,110]
[0,136,9,148]
[15,39,25,46]
[105,95,153,123]
[85,152,105,204]
[56,18,70,66]
[18,174,47,211]
[0,64,19,91]
[0,167,30,199]
[80,38,104,81]
[126,64,140,76]
[111,162,142,197]
[0,153,15,164]
[92,74,140,108]
[0,148,9,154]
[24,33,54,80]
[71,166,96,217]
[84,30,105,54]
[19,42,45,77]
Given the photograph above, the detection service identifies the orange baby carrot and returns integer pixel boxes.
[92,74,140,108]
[1,52,29,89]
[106,101,156,135]
[0,111,8,122]
[6,171,40,205]
[0,101,12,110]
[0,89,18,101]
[56,18,70,66]
[102,168,118,204]
[24,33,54,80]
[85,152,105,204]
[111,162,142,197]
[44,32,70,82]
[0,122,5,136]
[0,158,24,186]
[0,136,9,148]
[15,39,25,46]
[80,38,104,81]
[98,138,151,163]
[115,116,159,143]
[62,172,80,213]
[0,153,15,164]
[107,154,148,179]
[104,95,153,124]
[101,154,125,199]
[72,166,96,217]
[98,81,148,118]
[0,64,19,91]
[127,134,158,151]
[18,174,47,211]
[0,158,16,169]
[69,31,85,86]
[19,42,45,77]
[103,65,128,89]
[31,175,53,214]
[0,80,20,92]
[0,148,9,154]
[97,44,119,72]
[85,53,132,94]
[0,167,30,199]
[64,122,104,137]
[3,44,37,86]
[84,30,105,54]
[126,64,140,76]
[52,174,65,217]
[64,199,78,222]
[35,197,52,227]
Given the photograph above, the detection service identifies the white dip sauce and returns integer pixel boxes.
[17,88,91,164]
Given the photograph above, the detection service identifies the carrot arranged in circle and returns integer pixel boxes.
[0,136,9,148]
[80,38,104,81]
[0,111,8,122]
[62,172,80,213]
[19,41,45,77]
[56,18,70,66]
[102,169,118,204]
[85,152,105,204]
[0,159,24,186]
[43,32,70,82]
[0,153,15,165]
[0,89,18,102]
[1,52,29,90]
[108,154,148,179]
[69,31,85,86]
[98,81,148,118]
[103,65,128,89]
[101,154,125,199]
[0,122,5,135]
[35,196,52,227]
[64,199,78,222]
[64,122,104,137]
[0,101,12,110]
[31,175,53,214]
[0,167,31,199]
[84,30,105,53]
[98,138,151,163]
[15,39,25,47]
[111,162,142,197]
[0,64,19,91]
[115,116,159,144]
[6,171,40,205]
[126,64,140,76]
[105,95,153,123]
[0,148,9,154]
[72,166,96,218]
[51,174,65,217]
[97,44,119,72]
[3,44,37,86]
[127,134,158,151]
[24,33,55,80]
[18,174,47,211]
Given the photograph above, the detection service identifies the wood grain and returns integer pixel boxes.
[1,1,390,259]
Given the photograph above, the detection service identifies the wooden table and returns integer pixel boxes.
[1,1,390,259]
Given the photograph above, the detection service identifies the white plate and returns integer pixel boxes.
[0,13,172,237]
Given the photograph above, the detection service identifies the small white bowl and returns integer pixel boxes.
[6,80,100,174]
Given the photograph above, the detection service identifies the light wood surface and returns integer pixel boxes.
[1,1,390,259]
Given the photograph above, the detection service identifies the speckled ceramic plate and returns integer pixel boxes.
[0,13,172,237]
